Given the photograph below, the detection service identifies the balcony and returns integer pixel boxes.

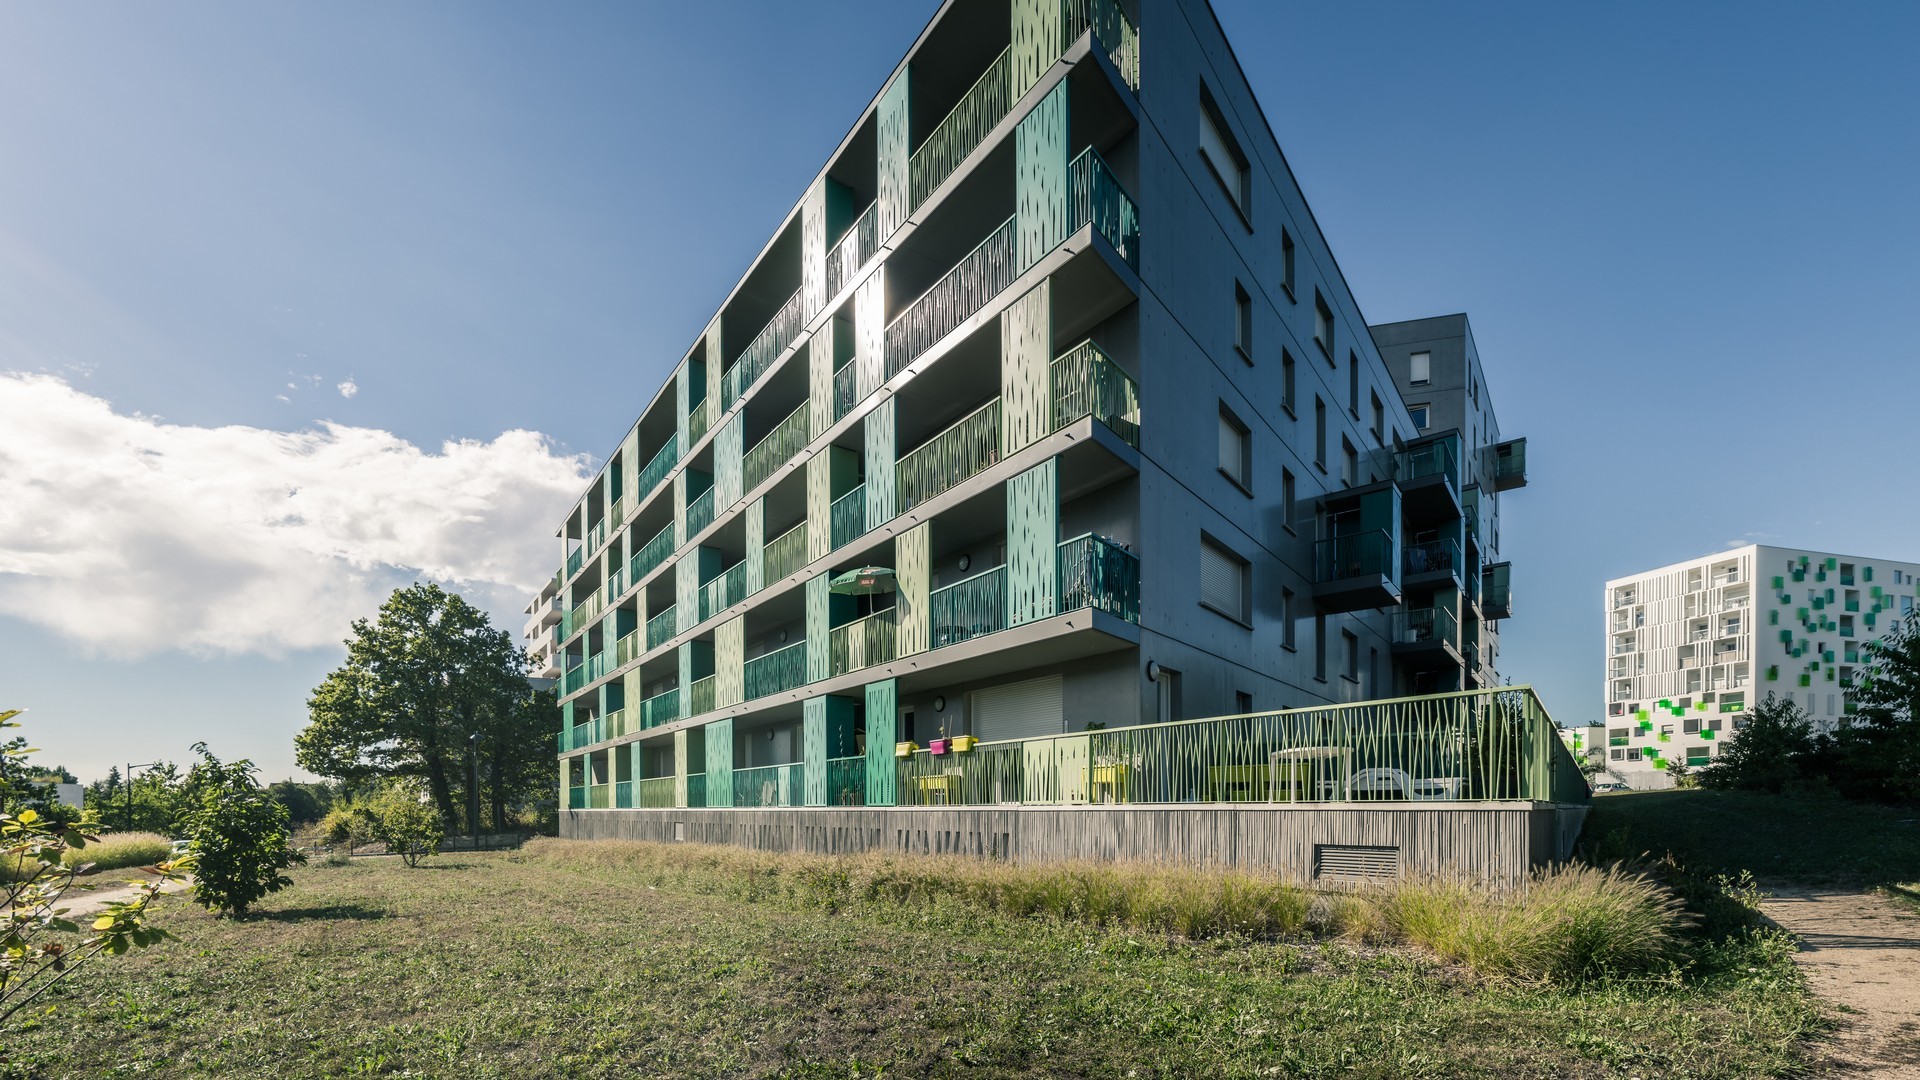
[1392,606,1461,670]
[638,776,675,809]
[930,565,1007,649]
[688,397,710,446]
[615,629,642,668]
[1393,436,1460,518]
[1068,147,1139,270]
[636,435,678,500]
[700,562,748,622]
[743,403,811,495]
[1057,533,1139,621]
[1402,537,1462,591]
[763,521,809,584]
[685,486,715,537]
[1313,530,1400,613]
[897,398,1002,512]
[1493,438,1528,491]
[830,484,867,550]
[832,360,859,422]
[568,786,586,810]
[686,773,708,808]
[827,755,866,806]
[908,45,1014,212]
[536,594,564,628]
[1050,339,1139,446]
[744,641,810,699]
[1065,0,1141,91]
[689,675,717,716]
[646,605,678,650]
[885,216,1018,379]
[628,524,675,587]
[825,202,879,302]
[566,546,584,579]
[733,763,802,808]
[640,688,680,730]
[830,608,899,677]
[723,288,806,410]
[1483,562,1513,620]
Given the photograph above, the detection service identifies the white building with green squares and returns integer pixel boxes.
[1602,544,1920,788]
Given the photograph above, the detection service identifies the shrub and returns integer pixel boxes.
[59,831,172,873]
[363,785,445,868]
[179,745,303,917]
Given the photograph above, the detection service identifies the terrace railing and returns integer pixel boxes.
[733,763,803,808]
[1316,530,1394,584]
[613,780,632,809]
[929,565,1007,649]
[1064,0,1141,91]
[830,484,867,550]
[589,785,611,810]
[688,398,710,446]
[645,605,678,650]
[699,562,748,623]
[689,675,717,716]
[884,216,1018,379]
[1396,440,1459,491]
[640,688,681,730]
[724,288,806,409]
[824,202,879,301]
[907,46,1013,211]
[1068,147,1139,270]
[1396,606,1459,648]
[829,608,898,678]
[744,641,809,700]
[762,521,809,585]
[615,630,642,668]
[629,524,674,586]
[743,402,811,495]
[638,776,676,809]
[1050,339,1139,445]
[895,398,1001,512]
[636,435,678,499]
[568,786,587,809]
[1403,538,1462,579]
[685,486,715,537]
[686,773,708,808]
[827,755,867,806]
[566,546,584,578]
[1056,533,1139,622]
[894,686,1589,808]
[832,360,859,422]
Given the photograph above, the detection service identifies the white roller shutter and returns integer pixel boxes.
[971,675,1065,743]
[1200,539,1245,619]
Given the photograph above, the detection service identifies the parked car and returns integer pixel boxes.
[1591,782,1629,793]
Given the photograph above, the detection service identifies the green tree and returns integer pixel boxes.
[363,782,445,868]
[82,763,184,834]
[0,710,190,1027]
[266,780,335,825]
[1697,694,1816,793]
[297,584,553,831]
[179,744,304,918]
[1830,612,1920,803]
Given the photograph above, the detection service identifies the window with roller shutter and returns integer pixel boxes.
[970,675,1065,743]
[1200,537,1248,624]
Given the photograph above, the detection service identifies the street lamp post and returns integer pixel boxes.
[467,733,481,851]
[125,762,160,832]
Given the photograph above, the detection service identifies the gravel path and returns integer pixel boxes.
[1764,887,1920,1078]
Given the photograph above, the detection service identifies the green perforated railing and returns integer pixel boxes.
[763,521,809,584]
[688,398,710,445]
[743,402,810,494]
[638,776,675,809]
[827,756,866,806]
[825,202,878,301]
[884,216,1018,379]
[1050,339,1139,445]
[628,524,674,586]
[929,565,1007,649]
[645,605,677,650]
[1064,0,1141,91]
[685,486,715,537]
[724,288,806,409]
[829,608,898,678]
[908,45,1013,211]
[830,484,866,551]
[832,360,859,422]
[688,675,716,716]
[744,641,809,700]
[733,763,803,808]
[640,688,680,729]
[896,398,1001,512]
[699,562,748,623]
[636,435,678,499]
[1057,533,1139,623]
[1068,147,1138,270]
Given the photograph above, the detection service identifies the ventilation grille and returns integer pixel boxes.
[1315,844,1400,881]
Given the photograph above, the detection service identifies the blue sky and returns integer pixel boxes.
[3,1,1916,783]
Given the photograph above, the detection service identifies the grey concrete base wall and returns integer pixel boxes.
[561,802,1585,888]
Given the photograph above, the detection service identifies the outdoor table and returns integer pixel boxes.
[1269,746,1353,802]
[915,770,963,804]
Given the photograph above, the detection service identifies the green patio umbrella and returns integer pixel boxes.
[829,566,898,595]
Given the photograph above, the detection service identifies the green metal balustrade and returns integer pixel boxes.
[646,605,678,650]
[724,288,806,409]
[1403,537,1462,579]
[567,786,586,810]
[743,402,811,495]
[588,785,611,809]
[827,756,867,806]
[565,547,584,578]
[686,774,708,809]
[895,687,1588,808]
[829,608,898,677]
[688,675,716,716]
[1056,533,1139,622]
[700,562,748,623]
[762,522,809,584]
[825,203,879,301]
[1050,339,1140,445]
[744,641,809,700]
[640,688,681,730]
[1316,530,1395,584]
[884,216,1018,379]
[832,360,859,422]
[908,45,1014,211]
[629,524,674,586]
[929,565,1007,649]
[635,435,678,499]
[1395,605,1459,647]
[896,398,1002,512]
[1396,439,1459,490]
[685,486,715,537]
[688,398,710,445]
[613,780,632,809]
[1064,0,1141,91]
[638,776,676,809]
[830,484,867,550]
[732,763,803,808]
[1067,147,1139,270]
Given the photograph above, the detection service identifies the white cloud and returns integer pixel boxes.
[337,377,358,399]
[0,373,591,658]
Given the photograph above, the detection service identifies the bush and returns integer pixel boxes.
[363,785,444,868]
[59,831,172,873]
[179,746,303,917]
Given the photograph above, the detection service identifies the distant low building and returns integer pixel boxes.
[1603,544,1920,789]
[54,782,83,809]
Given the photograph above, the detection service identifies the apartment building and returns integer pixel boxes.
[523,570,563,684]
[1602,544,1920,788]
[544,0,1534,819]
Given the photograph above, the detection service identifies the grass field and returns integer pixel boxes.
[1584,788,1920,888]
[6,841,1822,1079]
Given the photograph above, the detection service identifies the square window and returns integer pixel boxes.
[1407,403,1430,431]
[1200,535,1250,624]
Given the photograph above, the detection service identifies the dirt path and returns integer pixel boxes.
[52,874,190,919]
[1763,887,1920,1078]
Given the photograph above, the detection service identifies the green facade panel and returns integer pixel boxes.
[1010,0,1066,97]
[865,396,897,528]
[1006,458,1059,625]
[808,330,834,438]
[806,573,832,683]
[744,498,766,595]
[855,270,886,398]
[703,718,734,807]
[864,679,898,807]
[806,453,832,563]
[875,74,912,240]
[803,696,829,807]
[715,413,744,511]
[896,521,930,657]
[1000,278,1053,454]
[1015,80,1070,271]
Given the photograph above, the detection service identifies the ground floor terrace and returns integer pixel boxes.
[561,686,1590,885]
